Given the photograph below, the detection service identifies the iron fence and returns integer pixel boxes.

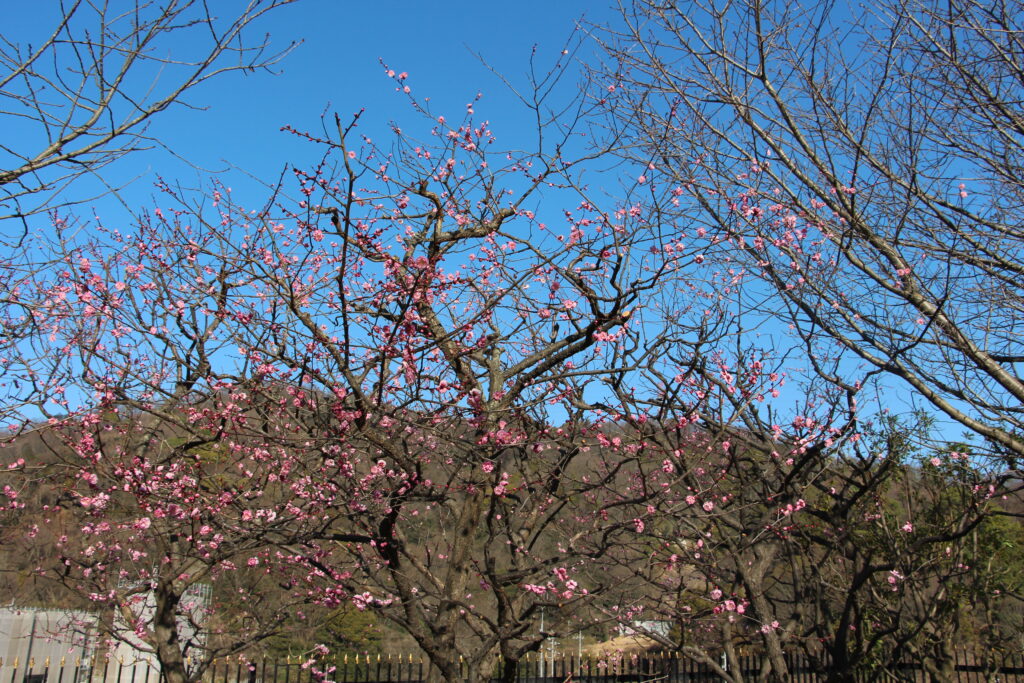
[3,650,1024,683]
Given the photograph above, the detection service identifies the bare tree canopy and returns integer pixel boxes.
[597,0,1024,463]
[0,0,298,230]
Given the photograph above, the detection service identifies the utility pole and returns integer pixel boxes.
[539,608,546,680]
[26,610,38,673]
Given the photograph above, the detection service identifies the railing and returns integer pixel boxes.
[3,650,1024,683]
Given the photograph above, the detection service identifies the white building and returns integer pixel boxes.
[0,608,95,683]
[1,585,209,683]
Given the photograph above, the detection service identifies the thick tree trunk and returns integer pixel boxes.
[824,668,858,683]
[922,645,955,683]
[498,658,519,683]
[744,558,790,683]
[152,582,190,683]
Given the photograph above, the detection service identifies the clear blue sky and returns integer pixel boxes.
[157,1,617,180]
[5,0,621,212]
[2,0,965,446]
